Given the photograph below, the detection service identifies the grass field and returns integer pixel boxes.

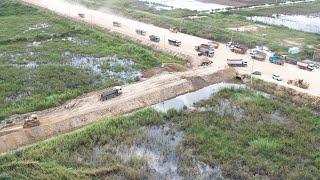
[0,88,318,179]
[0,0,183,121]
[72,0,320,60]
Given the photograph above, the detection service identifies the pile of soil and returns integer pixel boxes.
[141,63,188,78]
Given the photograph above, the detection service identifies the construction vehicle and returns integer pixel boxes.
[100,86,122,101]
[251,51,267,61]
[281,55,298,65]
[198,50,214,57]
[78,13,85,18]
[297,62,314,71]
[269,55,284,65]
[135,29,146,36]
[195,44,214,51]
[169,27,178,33]
[287,79,310,89]
[199,57,213,66]
[149,35,160,43]
[229,44,247,54]
[227,59,248,67]
[272,74,283,81]
[209,41,219,49]
[235,73,250,80]
[195,44,214,57]
[168,39,181,47]
[113,21,121,27]
[23,114,40,128]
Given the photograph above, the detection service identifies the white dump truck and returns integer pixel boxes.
[227,59,248,67]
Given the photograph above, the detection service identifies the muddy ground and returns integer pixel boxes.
[198,0,304,7]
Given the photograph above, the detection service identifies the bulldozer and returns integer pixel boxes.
[169,26,178,33]
[199,57,212,66]
[287,79,310,89]
[23,114,40,128]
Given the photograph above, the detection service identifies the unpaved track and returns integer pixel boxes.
[21,0,320,96]
[0,67,235,153]
[0,0,319,153]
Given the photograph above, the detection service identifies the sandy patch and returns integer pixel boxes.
[228,25,267,32]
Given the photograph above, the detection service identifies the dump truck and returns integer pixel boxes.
[281,55,298,65]
[169,27,178,33]
[113,21,121,27]
[227,59,248,67]
[209,41,219,49]
[233,47,247,54]
[198,51,214,57]
[195,44,214,57]
[78,13,85,18]
[229,44,247,54]
[297,62,314,71]
[251,51,266,61]
[195,44,214,51]
[23,114,40,128]
[100,86,122,101]
[149,35,160,43]
[135,29,146,36]
[269,55,284,65]
[168,39,181,47]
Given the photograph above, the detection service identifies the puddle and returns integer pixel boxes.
[239,0,315,9]
[23,23,50,33]
[153,83,245,112]
[25,61,39,68]
[115,123,223,179]
[62,37,89,46]
[247,14,320,33]
[139,0,230,12]
[69,55,141,82]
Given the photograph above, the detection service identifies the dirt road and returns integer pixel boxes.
[22,0,320,96]
[0,0,318,153]
[0,67,235,153]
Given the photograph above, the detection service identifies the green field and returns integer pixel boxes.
[0,0,183,120]
[72,0,320,60]
[0,87,319,179]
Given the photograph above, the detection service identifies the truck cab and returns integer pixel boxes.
[113,21,121,27]
[149,35,160,42]
[136,29,146,36]
[168,39,181,47]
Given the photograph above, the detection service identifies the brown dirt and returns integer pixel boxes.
[141,63,188,78]
[0,68,236,154]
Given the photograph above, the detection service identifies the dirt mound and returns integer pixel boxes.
[142,63,188,78]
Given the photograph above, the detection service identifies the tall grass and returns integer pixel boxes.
[0,89,319,179]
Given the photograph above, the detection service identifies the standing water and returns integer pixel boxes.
[247,14,320,34]
[140,0,230,12]
[152,83,245,112]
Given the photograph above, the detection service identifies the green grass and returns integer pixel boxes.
[0,0,184,120]
[0,88,319,179]
[71,0,320,59]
